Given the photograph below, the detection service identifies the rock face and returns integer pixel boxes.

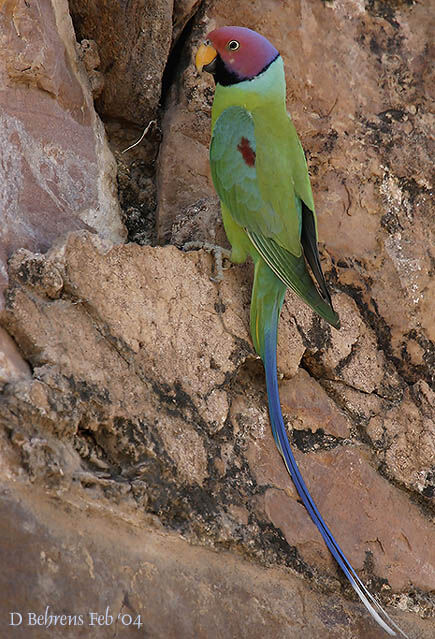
[0,0,125,312]
[1,232,433,636]
[68,0,173,126]
[68,0,205,247]
[0,1,434,638]
[3,485,427,639]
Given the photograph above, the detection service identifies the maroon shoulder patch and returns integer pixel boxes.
[237,137,256,167]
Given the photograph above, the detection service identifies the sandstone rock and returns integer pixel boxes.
[76,38,104,98]
[243,388,435,592]
[1,232,432,635]
[0,0,125,311]
[366,381,435,498]
[2,484,428,639]
[169,197,225,249]
[0,326,30,388]
[173,0,203,42]
[69,0,173,126]
[156,20,216,242]
[279,367,351,440]
[1,232,252,473]
[68,0,185,246]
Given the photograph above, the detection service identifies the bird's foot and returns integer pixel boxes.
[183,241,232,282]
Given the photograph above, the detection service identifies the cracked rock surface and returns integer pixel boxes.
[0,1,434,637]
[1,231,433,636]
[0,0,125,311]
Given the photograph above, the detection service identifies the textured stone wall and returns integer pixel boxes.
[0,1,433,637]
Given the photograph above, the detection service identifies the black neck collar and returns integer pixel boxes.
[212,52,280,87]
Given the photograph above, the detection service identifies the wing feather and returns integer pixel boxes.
[248,231,340,328]
[300,201,333,306]
[210,105,339,329]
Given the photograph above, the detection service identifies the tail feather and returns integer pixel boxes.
[260,313,408,637]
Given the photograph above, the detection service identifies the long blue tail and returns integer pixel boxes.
[262,319,409,638]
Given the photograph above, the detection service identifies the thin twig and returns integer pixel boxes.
[121,120,156,153]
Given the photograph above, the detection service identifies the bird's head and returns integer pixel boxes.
[195,26,279,86]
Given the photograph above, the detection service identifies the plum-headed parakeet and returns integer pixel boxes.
[195,26,408,637]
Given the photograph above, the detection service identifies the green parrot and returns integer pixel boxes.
[195,26,407,638]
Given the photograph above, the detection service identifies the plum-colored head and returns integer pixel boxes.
[196,26,279,85]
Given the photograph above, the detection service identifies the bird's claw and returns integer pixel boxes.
[183,241,232,282]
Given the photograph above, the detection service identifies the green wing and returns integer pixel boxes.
[285,117,316,215]
[248,230,339,328]
[210,106,339,329]
[210,106,284,240]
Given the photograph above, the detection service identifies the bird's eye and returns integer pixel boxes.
[227,40,240,51]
